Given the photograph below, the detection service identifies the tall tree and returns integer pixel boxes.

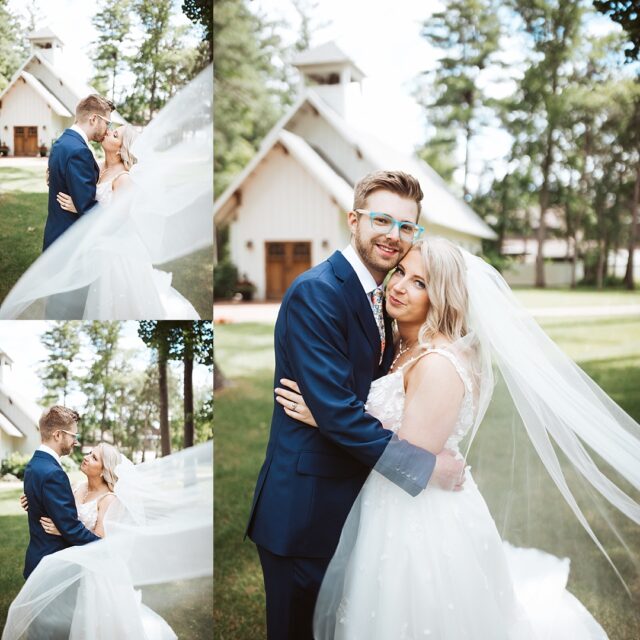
[416,0,502,197]
[91,0,133,102]
[0,1,26,93]
[505,0,584,287]
[172,322,213,447]
[121,0,200,123]
[138,321,177,456]
[39,322,81,406]
[82,322,122,443]
[213,0,289,197]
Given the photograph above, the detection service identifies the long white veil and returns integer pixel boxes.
[0,65,213,320]
[314,247,640,638]
[1,441,213,640]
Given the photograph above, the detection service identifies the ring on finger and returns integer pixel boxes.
[291,402,297,412]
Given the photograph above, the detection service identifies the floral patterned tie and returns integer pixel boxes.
[370,287,385,365]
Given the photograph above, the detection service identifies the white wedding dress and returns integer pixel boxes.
[316,348,609,640]
[87,176,199,319]
[72,483,177,640]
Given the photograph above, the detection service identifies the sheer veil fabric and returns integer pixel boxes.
[0,65,213,320]
[314,249,640,638]
[1,441,213,640]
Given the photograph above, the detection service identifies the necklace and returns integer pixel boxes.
[390,338,418,370]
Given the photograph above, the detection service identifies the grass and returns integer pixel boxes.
[214,310,640,639]
[0,166,212,317]
[0,483,213,637]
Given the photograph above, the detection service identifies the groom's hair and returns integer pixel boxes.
[75,94,115,122]
[39,406,80,440]
[353,170,423,219]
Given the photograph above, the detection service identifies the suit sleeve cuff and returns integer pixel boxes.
[373,433,436,496]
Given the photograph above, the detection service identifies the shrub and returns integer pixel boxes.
[1,452,31,480]
[214,258,239,300]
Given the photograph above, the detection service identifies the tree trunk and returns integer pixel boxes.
[183,349,194,448]
[624,165,640,290]
[535,130,554,288]
[596,238,606,290]
[214,359,227,391]
[158,354,171,456]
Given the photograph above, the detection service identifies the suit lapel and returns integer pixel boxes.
[381,306,395,372]
[328,251,381,357]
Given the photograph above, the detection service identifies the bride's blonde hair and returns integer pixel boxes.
[96,443,122,492]
[118,125,139,170]
[412,237,469,345]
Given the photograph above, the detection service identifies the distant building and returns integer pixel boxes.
[0,347,41,461]
[0,26,125,156]
[214,41,496,300]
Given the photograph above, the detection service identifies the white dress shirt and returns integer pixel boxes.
[342,244,381,312]
[70,123,90,148]
[38,443,61,464]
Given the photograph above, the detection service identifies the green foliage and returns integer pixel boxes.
[0,0,25,92]
[593,0,640,61]
[182,0,212,62]
[213,0,292,197]
[89,0,203,124]
[0,453,30,480]
[416,0,502,194]
[91,0,133,103]
[213,258,239,300]
[39,322,82,407]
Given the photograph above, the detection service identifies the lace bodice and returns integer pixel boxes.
[364,348,475,452]
[77,497,100,532]
[74,484,114,532]
[96,172,128,206]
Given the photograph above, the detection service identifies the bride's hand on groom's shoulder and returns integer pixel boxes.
[275,379,318,427]
[20,494,28,511]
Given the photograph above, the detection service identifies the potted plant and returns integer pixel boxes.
[38,141,48,157]
[235,274,257,301]
[0,141,8,157]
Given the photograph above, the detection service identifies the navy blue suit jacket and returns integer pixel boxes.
[23,450,99,579]
[43,129,99,251]
[247,251,435,558]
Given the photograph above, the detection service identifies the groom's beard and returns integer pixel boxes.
[354,230,406,278]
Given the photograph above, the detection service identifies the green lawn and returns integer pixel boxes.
[0,166,212,317]
[0,483,213,637]
[215,311,640,639]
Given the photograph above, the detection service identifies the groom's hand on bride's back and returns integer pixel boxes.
[432,450,466,491]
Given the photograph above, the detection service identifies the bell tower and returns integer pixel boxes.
[28,27,64,67]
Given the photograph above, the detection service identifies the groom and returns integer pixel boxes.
[43,94,114,251]
[23,405,99,580]
[42,94,114,318]
[247,170,466,639]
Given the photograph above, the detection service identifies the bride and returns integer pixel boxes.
[0,65,212,320]
[276,237,640,638]
[4,441,213,640]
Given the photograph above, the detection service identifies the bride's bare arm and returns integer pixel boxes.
[112,173,132,191]
[399,354,464,454]
[93,494,117,538]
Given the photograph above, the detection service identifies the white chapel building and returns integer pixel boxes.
[0,27,125,156]
[213,41,497,300]
[0,347,41,462]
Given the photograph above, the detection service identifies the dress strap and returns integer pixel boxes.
[110,171,129,186]
[398,347,473,394]
[97,492,116,506]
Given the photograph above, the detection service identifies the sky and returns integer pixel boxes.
[0,321,211,410]
[251,0,624,194]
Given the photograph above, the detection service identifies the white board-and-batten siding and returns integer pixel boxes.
[229,144,350,299]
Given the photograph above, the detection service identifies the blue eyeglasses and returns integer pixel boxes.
[355,210,424,241]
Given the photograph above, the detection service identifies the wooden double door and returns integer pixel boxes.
[265,241,311,300]
[14,126,38,156]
